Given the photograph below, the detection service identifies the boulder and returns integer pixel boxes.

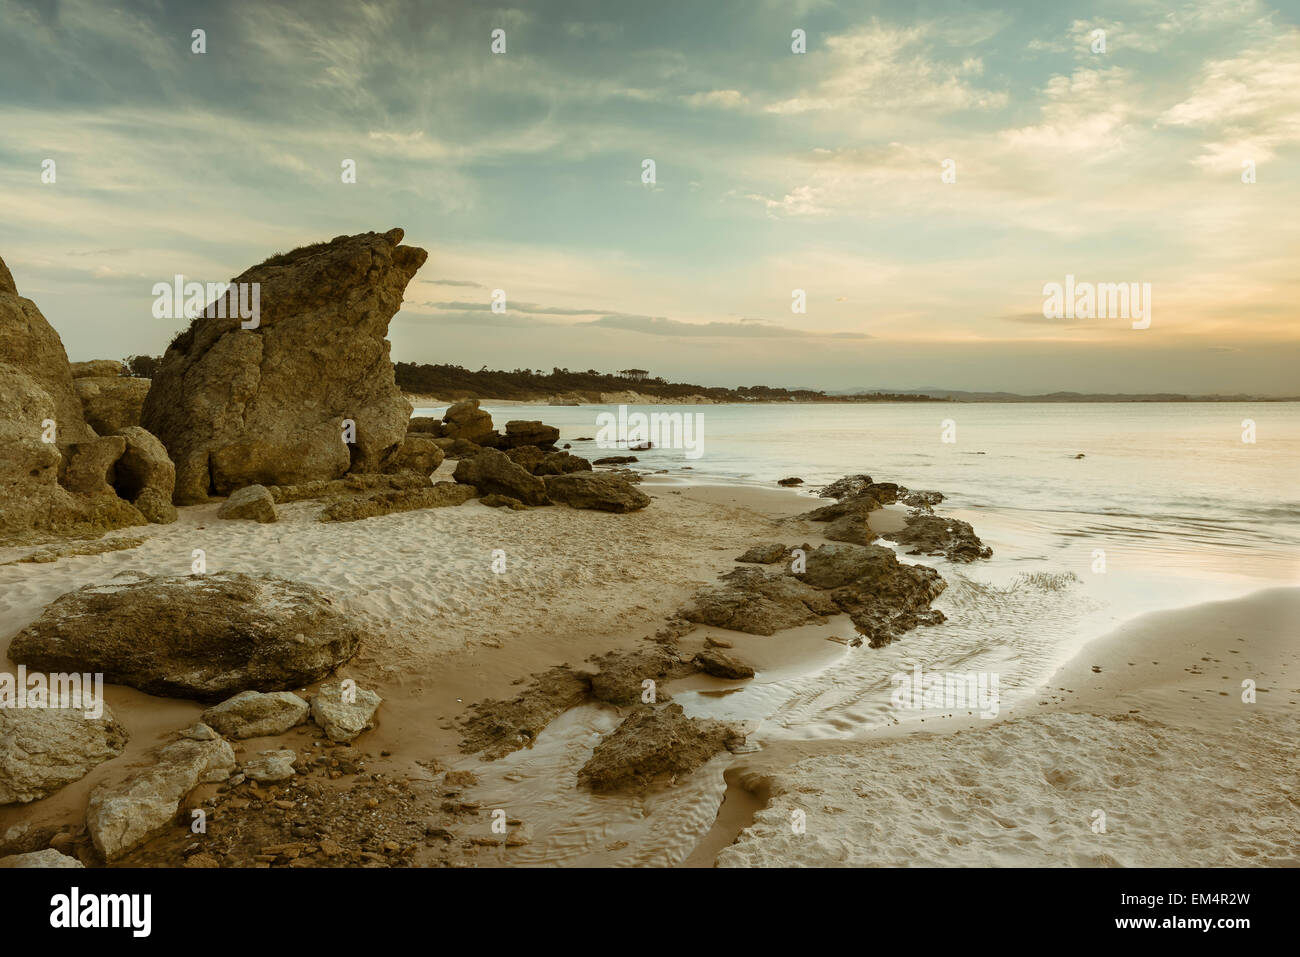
[310,681,381,743]
[542,472,649,512]
[577,704,745,792]
[504,445,546,473]
[683,566,839,635]
[140,229,425,503]
[406,416,446,436]
[86,726,236,860]
[74,376,150,435]
[57,436,126,496]
[217,484,277,522]
[201,691,310,739]
[890,513,992,562]
[441,397,495,445]
[70,359,125,379]
[593,455,637,465]
[453,448,548,505]
[534,451,592,476]
[9,572,364,701]
[0,706,129,805]
[381,435,445,475]
[112,426,176,523]
[503,420,559,450]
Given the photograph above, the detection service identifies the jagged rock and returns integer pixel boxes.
[201,690,310,739]
[503,420,559,450]
[453,448,548,505]
[900,489,944,512]
[310,681,381,743]
[317,481,475,521]
[243,749,297,782]
[694,649,755,679]
[86,726,236,860]
[890,513,992,562]
[140,229,425,503]
[74,376,150,435]
[736,542,788,564]
[406,416,445,436]
[70,359,125,379]
[543,472,649,512]
[683,566,839,635]
[587,647,693,705]
[381,435,445,476]
[535,450,591,476]
[9,572,363,701]
[504,445,546,473]
[442,437,484,458]
[0,706,129,805]
[459,666,591,760]
[578,704,745,792]
[441,397,495,445]
[824,511,876,546]
[0,849,84,868]
[777,476,803,486]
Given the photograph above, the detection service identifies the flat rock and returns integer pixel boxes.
[9,572,363,701]
[243,749,297,782]
[317,481,475,521]
[693,649,756,679]
[0,849,84,868]
[201,690,310,738]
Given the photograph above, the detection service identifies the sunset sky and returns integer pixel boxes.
[1,0,1297,394]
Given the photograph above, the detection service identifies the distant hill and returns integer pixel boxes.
[830,387,1300,403]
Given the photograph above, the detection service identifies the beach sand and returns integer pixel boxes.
[2,474,1294,867]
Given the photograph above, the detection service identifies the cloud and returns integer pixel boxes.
[582,314,871,339]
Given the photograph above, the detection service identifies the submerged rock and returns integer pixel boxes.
[578,704,745,792]
[890,513,992,562]
[9,572,363,701]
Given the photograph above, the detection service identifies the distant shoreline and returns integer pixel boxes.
[404,391,1300,406]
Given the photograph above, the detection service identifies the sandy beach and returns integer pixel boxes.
[4,467,1293,868]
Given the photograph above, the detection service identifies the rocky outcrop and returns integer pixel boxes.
[736,542,789,564]
[890,513,992,562]
[86,724,236,860]
[506,446,590,476]
[503,420,559,450]
[458,666,591,760]
[0,706,129,805]
[316,481,476,522]
[684,542,947,646]
[74,376,150,435]
[578,704,745,792]
[542,472,650,512]
[140,229,426,503]
[200,690,310,739]
[381,435,445,476]
[453,448,548,505]
[406,416,445,436]
[266,470,429,503]
[310,681,381,743]
[586,647,694,705]
[441,397,496,445]
[217,484,278,522]
[9,572,364,701]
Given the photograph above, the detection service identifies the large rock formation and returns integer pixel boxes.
[73,375,150,435]
[0,255,146,543]
[140,229,427,503]
[9,572,364,701]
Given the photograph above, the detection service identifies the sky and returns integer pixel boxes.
[1,0,1298,395]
